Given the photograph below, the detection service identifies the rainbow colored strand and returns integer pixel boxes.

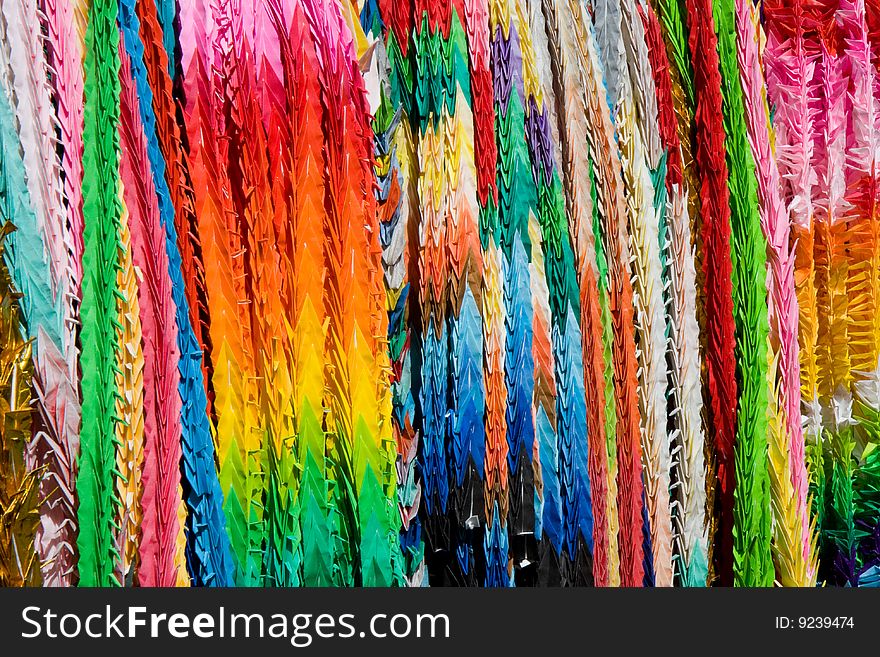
[3,0,880,588]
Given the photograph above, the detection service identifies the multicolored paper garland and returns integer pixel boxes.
[1,0,880,587]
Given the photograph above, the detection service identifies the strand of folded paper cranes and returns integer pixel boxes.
[2,0,880,587]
